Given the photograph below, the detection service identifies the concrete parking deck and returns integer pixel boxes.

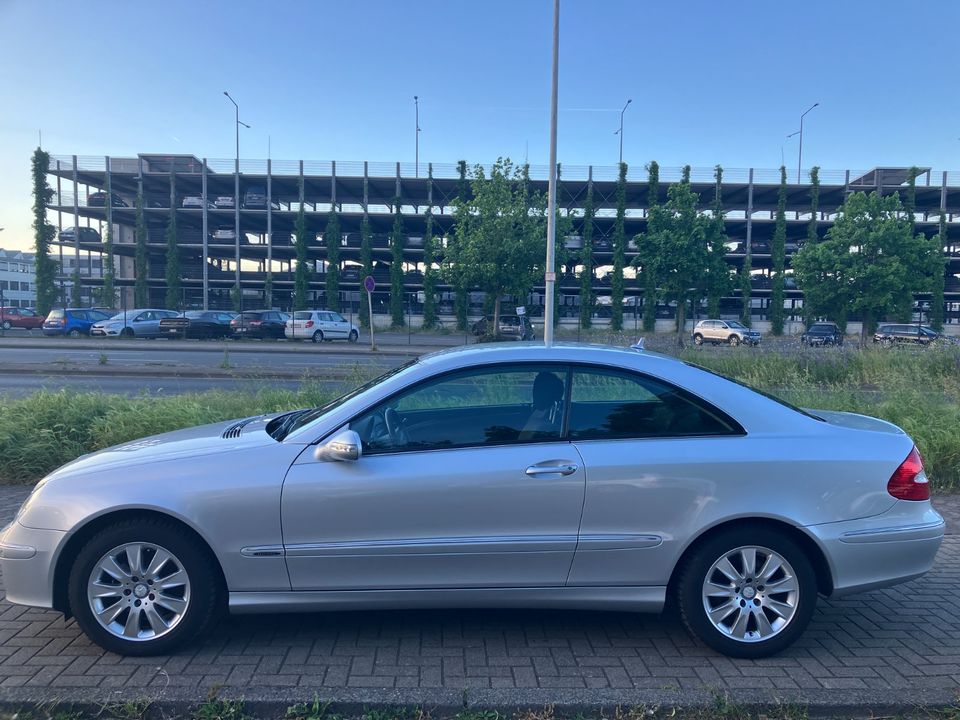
[1,485,959,714]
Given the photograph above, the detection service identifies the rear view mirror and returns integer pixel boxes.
[315,429,362,462]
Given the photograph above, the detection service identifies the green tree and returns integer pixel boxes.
[704,164,732,318]
[444,158,548,334]
[422,209,438,330]
[324,210,341,311]
[904,166,919,234]
[31,149,58,314]
[803,166,821,326]
[930,213,947,331]
[639,177,710,347]
[770,166,787,334]
[453,160,470,330]
[134,189,149,307]
[793,191,937,345]
[164,176,181,310]
[70,270,82,306]
[292,181,311,311]
[640,161,660,331]
[263,272,274,309]
[579,182,595,329]
[99,220,116,308]
[610,162,627,331]
[230,283,241,312]
[358,215,373,328]
[389,197,405,327]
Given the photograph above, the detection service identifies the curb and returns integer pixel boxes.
[0,364,366,381]
[0,685,957,718]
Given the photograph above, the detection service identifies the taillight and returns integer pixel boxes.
[887,446,929,501]
[61,319,67,326]
[305,321,314,328]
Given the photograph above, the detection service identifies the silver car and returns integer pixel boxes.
[693,319,762,347]
[0,344,942,658]
[285,310,360,343]
[89,309,180,338]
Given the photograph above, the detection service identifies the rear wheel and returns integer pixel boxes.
[348,329,359,343]
[68,518,221,656]
[677,526,817,658]
[693,333,704,346]
[728,335,740,347]
[68,329,81,338]
[1,320,11,330]
[312,330,324,343]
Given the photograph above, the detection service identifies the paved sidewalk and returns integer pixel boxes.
[1,485,959,712]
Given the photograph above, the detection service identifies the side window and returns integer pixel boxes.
[568,367,741,441]
[351,364,568,454]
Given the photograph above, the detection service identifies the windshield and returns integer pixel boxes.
[727,321,746,330]
[270,359,418,441]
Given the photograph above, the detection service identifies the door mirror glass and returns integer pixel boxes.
[315,429,362,462]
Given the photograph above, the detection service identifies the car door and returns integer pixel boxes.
[281,363,586,591]
[565,365,747,588]
[131,311,154,336]
[327,311,350,339]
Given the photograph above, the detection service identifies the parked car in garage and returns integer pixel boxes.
[0,307,44,330]
[471,314,535,340]
[230,310,288,339]
[692,319,762,347]
[212,226,236,242]
[87,192,128,207]
[801,322,843,347]
[89,309,180,338]
[242,186,278,209]
[182,197,215,209]
[214,196,236,209]
[0,343,942,657]
[285,310,359,343]
[42,308,114,336]
[58,227,101,243]
[159,311,237,339]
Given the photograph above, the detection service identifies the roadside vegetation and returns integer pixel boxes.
[0,346,957,490]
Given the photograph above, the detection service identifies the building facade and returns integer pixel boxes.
[0,249,37,308]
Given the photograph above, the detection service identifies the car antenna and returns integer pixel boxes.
[630,338,645,351]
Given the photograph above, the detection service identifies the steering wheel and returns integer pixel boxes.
[383,408,409,445]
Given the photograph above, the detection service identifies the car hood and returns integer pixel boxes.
[43,413,284,483]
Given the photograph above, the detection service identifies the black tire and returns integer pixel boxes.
[677,526,817,659]
[1,320,11,330]
[68,517,221,656]
[693,333,704,346]
[728,335,740,347]
[348,329,359,343]
[312,330,324,343]
[68,329,81,338]
[121,327,135,338]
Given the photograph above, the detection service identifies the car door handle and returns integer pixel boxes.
[525,462,579,477]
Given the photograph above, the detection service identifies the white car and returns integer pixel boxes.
[212,226,236,241]
[214,196,236,209]
[285,310,359,343]
[182,197,214,209]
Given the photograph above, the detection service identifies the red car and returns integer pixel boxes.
[0,307,44,330]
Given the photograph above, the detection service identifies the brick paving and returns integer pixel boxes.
[1,484,960,709]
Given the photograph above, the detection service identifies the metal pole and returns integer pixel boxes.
[202,159,209,310]
[544,0,560,347]
[797,103,818,184]
[616,99,631,166]
[414,96,420,178]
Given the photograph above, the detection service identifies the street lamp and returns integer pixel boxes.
[614,98,632,166]
[223,91,250,311]
[797,102,818,183]
[782,130,800,168]
[414,96,421,178]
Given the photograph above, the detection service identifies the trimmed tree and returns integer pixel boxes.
[704,164,731,319]
[358,215,373,328]
[263,272,274,309]
[453,160,470,330]
[793,191,937,345]
[641,161,659,331]
[134,189,149,307]
[100,220,117,308]
[389,197,405,327]
[610,162,627,331]
[164,177,181,310]
[579,182,595,329]
[70,270,81,306]
[422,209,438,330]
[324,210,341,311]
[292,180,311,311]
[930,213,947,331]
[770,166,787,334]
[803,166,821,326]
[31,149,58,314]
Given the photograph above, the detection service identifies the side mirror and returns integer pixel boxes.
[315,429,362,463]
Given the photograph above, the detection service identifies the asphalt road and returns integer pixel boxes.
[0,373,351,397]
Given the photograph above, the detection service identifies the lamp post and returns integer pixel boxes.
[782,130,799,167]
[223,91,250,311]
[614,98,632,166]
[797,103,818,183]
[414,96,421,178]
[544,0,560,346]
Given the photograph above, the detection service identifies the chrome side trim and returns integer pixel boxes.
[576,534,662,550]
[840,520,945,544]
[240,544,285,558]
[229,585,666,614]
[283,535,578,557]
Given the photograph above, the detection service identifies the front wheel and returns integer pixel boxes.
[312,330,324,343]
[121,327,135,338]
[348,329,359,343]
[68,518,221,656]
[68,329,81,338]
[677,526,817,658]
[693,333,704,346]
[728,335,740,347]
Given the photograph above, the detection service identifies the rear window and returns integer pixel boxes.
[294,311,312,320]
[241,312,263,320]
[47,309,64,320]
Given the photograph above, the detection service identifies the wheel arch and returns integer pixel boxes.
[666,516,834,600]
[52,508,227,617]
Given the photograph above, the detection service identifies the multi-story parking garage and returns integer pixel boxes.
[45,154,960,326]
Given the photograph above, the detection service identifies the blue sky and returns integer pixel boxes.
[1,0,959,250]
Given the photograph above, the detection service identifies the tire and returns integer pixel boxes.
[728,335,740,347]
[1,321,10,330]
[693,334,704,346]
[121,328,135,338]
[311,330,324,343]
[677,526,817,659]
[68,329,81,338]
[68,517,221,656]
[348,329,359,343]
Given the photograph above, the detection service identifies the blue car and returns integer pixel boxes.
[43,308,114,337]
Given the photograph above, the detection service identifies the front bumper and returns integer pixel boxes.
[0,522,67,609]
[806,500,944,597]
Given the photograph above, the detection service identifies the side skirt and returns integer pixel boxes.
[229,586,666,614]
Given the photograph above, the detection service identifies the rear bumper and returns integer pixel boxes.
[806,501,944,597]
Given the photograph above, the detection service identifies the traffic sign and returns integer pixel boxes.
[363,276,376,293]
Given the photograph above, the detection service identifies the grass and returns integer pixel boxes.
[0,346,957,491]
